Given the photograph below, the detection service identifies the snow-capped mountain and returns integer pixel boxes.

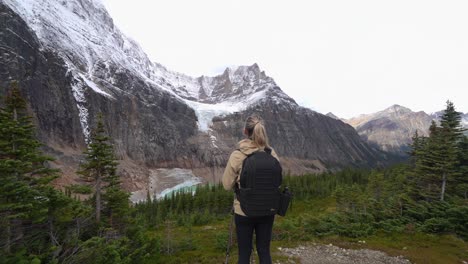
[3,0,297,134]
[2,0,177,143]
[4,0,157,82]
[155,62,291,104]
[0,0,389,191]
[154,62,296,131]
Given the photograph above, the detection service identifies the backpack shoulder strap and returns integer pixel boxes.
[236,148,256,157]
[238,149,259,189]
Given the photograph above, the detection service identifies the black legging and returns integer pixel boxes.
[235,214,275,264]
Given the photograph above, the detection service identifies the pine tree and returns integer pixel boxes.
[410,101,466,202]
[77,114,129,227]
[0,83,58,253]
[103,175,130,229]
[409,130,424,159]
[42,184,80,259]
[410,121,438,201]
[456,136,468,199]
[437,101,465,201]
[425,121,446,201]
[440,100,466,140]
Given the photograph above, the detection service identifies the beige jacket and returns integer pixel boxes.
[222,139,280,216]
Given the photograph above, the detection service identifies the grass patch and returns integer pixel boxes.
[141,197,467,263]
[319,230,468,263]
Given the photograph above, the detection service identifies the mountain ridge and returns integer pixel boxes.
[343,104,467,155]
[3,0,296,134]
[0,0,390,196]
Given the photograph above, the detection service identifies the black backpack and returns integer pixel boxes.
[235,148,283,217]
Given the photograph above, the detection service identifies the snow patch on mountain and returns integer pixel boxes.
[3,0,163,89]
[185,89,269,131]
[209,133,218,148]
[69,79,90,144]
[153,63,200,100]
[79,73,115,99]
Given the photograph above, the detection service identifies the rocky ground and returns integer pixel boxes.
[275,243,412,264]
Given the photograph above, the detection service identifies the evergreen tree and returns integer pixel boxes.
[455,136,468,199]
[409,130,425,159]
[410,101,466,201]
[77,113,129,226]
[0,83,58,253]
[439,101,466,199]
[42,184,82,260]
[103,177,130,229]
[437,101,465,201]
[440,100,466,140]
[421,121,446,201]
[410,122,433,200]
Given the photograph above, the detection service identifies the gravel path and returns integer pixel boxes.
[276,243,412,264]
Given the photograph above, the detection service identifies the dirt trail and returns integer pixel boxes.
[276,243,411,264]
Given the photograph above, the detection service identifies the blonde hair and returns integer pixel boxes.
[245,115,270,148]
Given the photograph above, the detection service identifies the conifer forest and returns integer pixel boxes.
[0,85,467,263]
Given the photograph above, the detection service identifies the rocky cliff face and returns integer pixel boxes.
[1,0,389,195]
[0,1,199,191]
[211,102,386,170]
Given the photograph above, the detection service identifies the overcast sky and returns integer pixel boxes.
[101,0,467,118]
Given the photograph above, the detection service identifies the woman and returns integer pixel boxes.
[222,115,280,264]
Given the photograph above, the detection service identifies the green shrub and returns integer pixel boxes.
[446,205,468,240]
[214,232,230,252]
[375,218,407,233]
[419,218,452,233]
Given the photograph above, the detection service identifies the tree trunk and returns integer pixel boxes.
[440,173,446,201]
[4,216,11,254]
[49,216,56,246]
[96,172,101,224]
[49,214,62,259]
[165,220,173,255]
[11,219,23,250]
[76,217,82,238]
[109,209,113,228]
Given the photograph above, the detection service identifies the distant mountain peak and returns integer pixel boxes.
[326,112,340,120]
[383,104,412,114]
[226,63,259,73]
[222,63,265,82]
[154,62,276,101]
